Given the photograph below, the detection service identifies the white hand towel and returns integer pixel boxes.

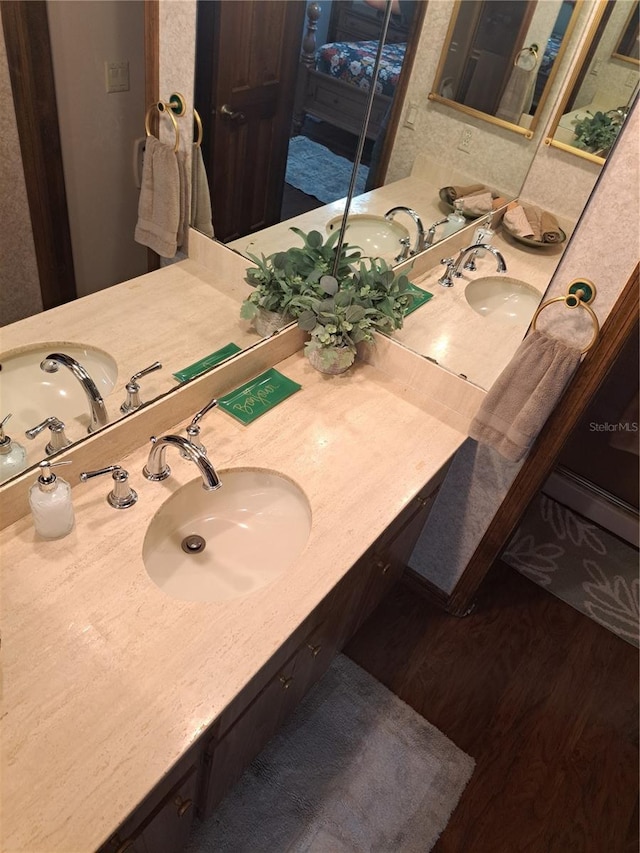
[191,144,214,238]
[134,137,180,258]
[469,330,581,462]
[176,149,189,249]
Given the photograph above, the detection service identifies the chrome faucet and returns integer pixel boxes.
[40,353,108,433]
[385,206,426,259]
[438,244,507,287]
[143,435,221,491]
[425,217,450,247]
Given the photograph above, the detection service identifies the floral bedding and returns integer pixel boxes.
[316,41,406,98]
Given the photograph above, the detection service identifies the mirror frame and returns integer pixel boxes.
[545,0,634,165]
[427,0,585,140]
[612,0,640,63]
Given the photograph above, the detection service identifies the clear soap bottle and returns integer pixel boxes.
[29,460,75,540]
[0,414,28,479]
[441,200,466,239]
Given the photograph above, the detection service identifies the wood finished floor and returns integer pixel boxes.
[344,560,639,853]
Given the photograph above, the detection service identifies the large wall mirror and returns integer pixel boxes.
[546,0,639,162]
[0,0,623,488]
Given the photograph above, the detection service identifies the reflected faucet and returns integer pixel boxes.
[425,217,450,247]
[40,352,108,433]
[385,206,426,259]
[143,435,221,491]
[438,244,507,288]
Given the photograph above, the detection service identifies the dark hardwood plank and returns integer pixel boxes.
[345,560,639,853]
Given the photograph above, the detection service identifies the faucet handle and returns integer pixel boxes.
[79,464,138,509]
[184,397,218,454]
[121,361,162,414]
[438,257,457,287]
[25,416,73,456]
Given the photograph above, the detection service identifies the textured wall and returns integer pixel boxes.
[387,0,600,205]
[409,97,640,593]
[0,28,43,325]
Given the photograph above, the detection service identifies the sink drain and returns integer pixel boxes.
[181,534,206,554]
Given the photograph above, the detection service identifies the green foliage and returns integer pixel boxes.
[572,110,623,155]
[241,228,362,320]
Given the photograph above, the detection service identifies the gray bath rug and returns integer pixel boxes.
[285,136,368,204]
[185,654,474,853]
[503,493,639,647]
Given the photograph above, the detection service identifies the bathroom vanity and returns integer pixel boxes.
[1,242,488,851]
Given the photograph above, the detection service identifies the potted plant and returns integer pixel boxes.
[294,258,414,374]
[572,109,625,157]
[240,227,361,336]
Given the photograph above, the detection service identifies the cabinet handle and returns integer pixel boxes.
[279,674,294,690]
[376,561,391,575]
[174,796,193,818]
[307,643,322,657]
[415,495,430,508]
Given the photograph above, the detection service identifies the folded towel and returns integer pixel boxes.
[539,210,562,243]
[459,191,494,216]
[191,144,214,238]
[468,329,581,462]
[503,204,534,238]
[439,184,486,205]
[522,203,542,241]
[134,137,180,258]
[176,149,190,249]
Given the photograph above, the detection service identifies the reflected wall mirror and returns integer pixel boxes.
[428,0,582,137]
[0,0,622,489]
[546,0,640,162]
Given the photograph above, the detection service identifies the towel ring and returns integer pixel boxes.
[144,102,180,153]
[515,44,538,69]
[532,279,599,355]
[193,108,203,147]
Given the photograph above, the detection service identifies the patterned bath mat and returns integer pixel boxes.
[503,493,639,647]
[185,654,474,852]
[285,136,368,204]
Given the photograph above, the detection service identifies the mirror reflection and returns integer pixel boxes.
[0,0,611,488]
[547,0,639,160]
[428,0,580,136]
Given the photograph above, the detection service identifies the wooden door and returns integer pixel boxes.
[195,1,305,243]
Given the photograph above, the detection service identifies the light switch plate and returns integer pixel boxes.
[105,60,130,93]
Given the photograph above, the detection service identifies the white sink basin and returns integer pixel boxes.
[326,214,410,262]
[0,343,117,432]
[465,276,541,323]
[142,468,312,602]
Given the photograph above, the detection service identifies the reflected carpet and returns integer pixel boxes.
[503,492,639,647]
[285,136,369,204]
[185,654,474,852]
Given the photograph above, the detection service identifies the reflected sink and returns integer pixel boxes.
[326,214,410,262]
[465,277,541,323]
[142,468,312,602]
[0,344,117,430]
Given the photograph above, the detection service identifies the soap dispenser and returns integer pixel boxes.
[0,414,28,478]
[29,460,75,539]
[441,200,466,239]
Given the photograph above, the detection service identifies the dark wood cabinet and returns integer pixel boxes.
[99,477,441,852]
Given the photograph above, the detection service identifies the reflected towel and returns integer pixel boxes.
[469,330,581,462]
[134,137,180,258]
[191,144,214,238]
[496,65,537,124]
[176,149,190,250]
[503,204,534,238]
[459,191,494,216]
[439,184,486,205]
[540,210,562,243]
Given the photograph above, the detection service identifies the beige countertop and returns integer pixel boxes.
[0,253,259,473]
[0,350,471,853]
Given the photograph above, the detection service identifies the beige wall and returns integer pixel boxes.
[0,28,43,326]
[48,0,148,298]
